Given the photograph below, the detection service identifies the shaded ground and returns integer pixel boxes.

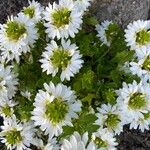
[0,0,150,150]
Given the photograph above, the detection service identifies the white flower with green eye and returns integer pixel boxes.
[31,82,82,139]
[88,128,118,150]
[40,40,83,81]
[0,64,18,99]
[0,13,38,63]
[125,20,150,51]
[116,81,150,126]
[61,132,89,150]
[43,0,83,39]
[129,111,150,132]
[0,93,17,118]
[96,20,113,46]
[129,48,150,82]
[74,0,93,13]
[95,104,123,135]
[0,117,35,150]
[22,0,44,23]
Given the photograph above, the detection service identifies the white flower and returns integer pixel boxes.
[96,20,113,46]
[40,40,83,81]
[43,0,83,39]
[61,132,89,150]
[0,93,17,118]
[124,20,150,51]
[88,128,118,150]
[0,64,18,98]
[32,82,82,139]
[0,117,35,150]
[129,112,150,132]
[22,0,44,23]
[95,104,123,135]
[116,81,150,126]
[74,0,93,13]
[0,13,38,63]
[129,48,150,82]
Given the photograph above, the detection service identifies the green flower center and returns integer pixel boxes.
[105,114,120,129]
[142,57,150,71]
[2,105,12,117]
[94,137,107,148]
[136,30,150,45]
[51,49,71,70]
[52,8,71,28]
[5,129,22,145]
[45,97,69,125]
[143,112,150,120]
[128,93,146,110]
[23,7,35,18]
[5,21,26,41]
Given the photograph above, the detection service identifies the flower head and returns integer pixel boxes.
[0,13,38,62]
[43,0,83,39]
[96,20,114,46]
[95,104,123,135]
[0,117,35,150]
[40,40,83,81]
[125,20,150,51]
[32,82,82,139]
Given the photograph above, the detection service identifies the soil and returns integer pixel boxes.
[0,0,150,150]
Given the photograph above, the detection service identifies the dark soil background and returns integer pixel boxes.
[0,0,150,150]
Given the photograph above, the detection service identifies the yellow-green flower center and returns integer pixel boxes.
[51,49,71,70]
[136,30,150,45]
[142,57,150,71]
[1,105,12,117]
[52,8,71,28]
[23,7,35,18]
[128,93,146,110]
[143,112,150,120]
[5,21,26,41]
[94,137,107,148]
[5,129,22,145]
[105,114,120,129]
[45,97,69,125]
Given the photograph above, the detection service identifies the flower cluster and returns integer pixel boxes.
[0,0,150,150]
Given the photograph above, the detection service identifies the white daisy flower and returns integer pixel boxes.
[0,64,18,98]
[40,40,83,81]
[116,80,150,126]
[22,0,44,23]
[129,112,150,132]
[124,20,150,51]
[43,0,83,39]
[0,117,35,150]
[0,13,38,63]
[74,0,93,13]
[32,82,82,139]
[61,131,89,150]
[96,20,113,46]
[0,93,17,118]
[88,128,118,150]
[95,104,123,135]
[129,48,150,82]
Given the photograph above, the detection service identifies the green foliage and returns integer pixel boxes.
[60,113,99,139]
